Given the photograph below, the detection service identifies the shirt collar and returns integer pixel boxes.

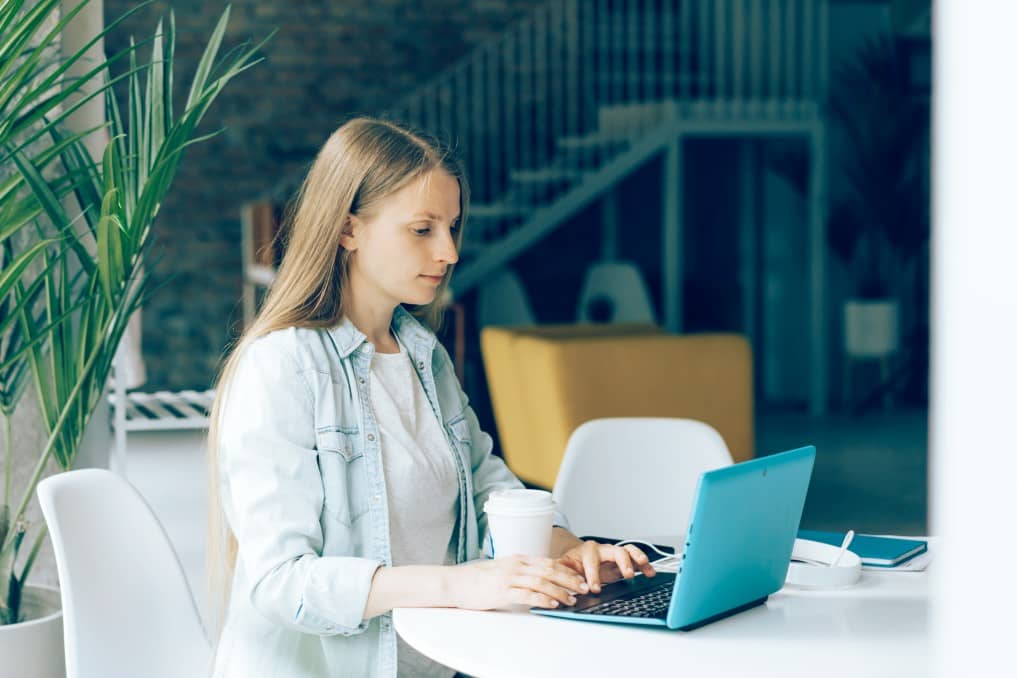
[326,305,436,359]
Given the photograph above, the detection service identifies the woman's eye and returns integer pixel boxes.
[414,227,431,236]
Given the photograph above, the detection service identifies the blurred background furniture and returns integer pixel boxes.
[576,261,657,324]
[477,268,537,328]
[37,469,211,678]
[107,358,214,476]
[240,199,284,329]
[481,326,753,489]
[553,418,733,538]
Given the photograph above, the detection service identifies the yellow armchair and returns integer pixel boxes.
[480,325,754,489]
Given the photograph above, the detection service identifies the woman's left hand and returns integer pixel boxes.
[556,540,656,594]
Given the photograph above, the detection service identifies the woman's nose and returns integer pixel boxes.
[436,229,459,264]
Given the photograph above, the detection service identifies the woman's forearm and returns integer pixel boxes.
[362,565,452,619]
[362,529,584,619]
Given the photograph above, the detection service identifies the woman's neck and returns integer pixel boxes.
[343,300,400,353]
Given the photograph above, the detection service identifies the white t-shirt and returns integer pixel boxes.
[369,344,459,678]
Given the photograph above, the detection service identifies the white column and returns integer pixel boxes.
[61,0,130,476]
[60,0,106,163]
[932,3,1017,676]
[62,1,143,475]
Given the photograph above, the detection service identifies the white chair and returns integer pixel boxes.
[477,268,536,328]
[37,469,210,678]
[552,418,734,540]
[576,261,656,324]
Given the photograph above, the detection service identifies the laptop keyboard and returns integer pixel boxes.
[581,578,674,618]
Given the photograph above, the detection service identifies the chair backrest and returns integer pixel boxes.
[576,261,656,324]
[481,329,753,488]
[480,323,665,487]
[553,418,734,539]
[477,268,536,328]
[37,469,210,678]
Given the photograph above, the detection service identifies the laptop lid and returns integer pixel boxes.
[666,445,816,629]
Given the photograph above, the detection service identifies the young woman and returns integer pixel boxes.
[207,117,656,677]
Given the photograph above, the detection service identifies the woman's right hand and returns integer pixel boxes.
[447,555,590,610]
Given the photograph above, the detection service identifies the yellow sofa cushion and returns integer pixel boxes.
[481,326,753,488]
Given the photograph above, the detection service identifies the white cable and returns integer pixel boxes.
[612,539,679,560]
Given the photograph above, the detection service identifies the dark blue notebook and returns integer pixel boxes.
[797,530,928,567]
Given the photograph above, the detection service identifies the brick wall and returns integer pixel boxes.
[102,0,545,390]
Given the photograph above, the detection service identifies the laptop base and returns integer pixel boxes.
[533,592,768,631]
[675,595,768,630]
[531,608,669,627]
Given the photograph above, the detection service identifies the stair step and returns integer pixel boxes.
[509,168,584,184]
[597,100,680,137]
[468,202,527,219]
[557,132,632,150]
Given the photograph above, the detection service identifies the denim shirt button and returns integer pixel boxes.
[367,433,376,442]
[358,377,366,385]
[417,361,424,369]
[372,494,380,503]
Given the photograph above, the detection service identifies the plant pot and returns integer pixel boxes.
[844,299,899,358]
[0,585,65,678]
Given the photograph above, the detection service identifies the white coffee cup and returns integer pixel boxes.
[484,489,556,559]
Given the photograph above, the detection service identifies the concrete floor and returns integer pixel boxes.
[123,407,928,630]
[756,408,928,536]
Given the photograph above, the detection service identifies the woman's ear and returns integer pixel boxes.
[339,215,358,251]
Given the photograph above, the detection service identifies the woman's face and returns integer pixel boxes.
[343,169,461,309]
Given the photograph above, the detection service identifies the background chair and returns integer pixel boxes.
[576,261,657,324]
[37,469,210,678]
[553,418,733,539]
[477,268,537,328]
[481,326,753,488]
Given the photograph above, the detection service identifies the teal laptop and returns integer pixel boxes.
[532,445,816,630]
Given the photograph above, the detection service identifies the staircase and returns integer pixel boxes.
[249,0,832,414]
[379,0,830,297]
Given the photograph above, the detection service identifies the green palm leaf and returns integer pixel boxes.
[0,2,272,622]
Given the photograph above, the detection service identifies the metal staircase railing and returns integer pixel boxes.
[380,0,829,287]
[251,2,830,297]
[241,0,832,413]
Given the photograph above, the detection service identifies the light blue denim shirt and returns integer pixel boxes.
[212,306,569,678]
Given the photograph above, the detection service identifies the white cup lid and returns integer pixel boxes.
[484,489,555,515]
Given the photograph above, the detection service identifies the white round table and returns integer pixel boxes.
[394,545,930,678]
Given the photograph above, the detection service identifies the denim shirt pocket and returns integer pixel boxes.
[445,413,473,460]
[315,426,370,526]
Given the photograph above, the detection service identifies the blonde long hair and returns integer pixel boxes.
[206,117,470,645]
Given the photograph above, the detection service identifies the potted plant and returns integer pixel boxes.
[0,2,269,674]
[826,35,929,362]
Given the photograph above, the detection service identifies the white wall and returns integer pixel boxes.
[931,2,1017,674]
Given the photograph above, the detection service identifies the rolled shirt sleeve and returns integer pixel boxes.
[217,335,381,636]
